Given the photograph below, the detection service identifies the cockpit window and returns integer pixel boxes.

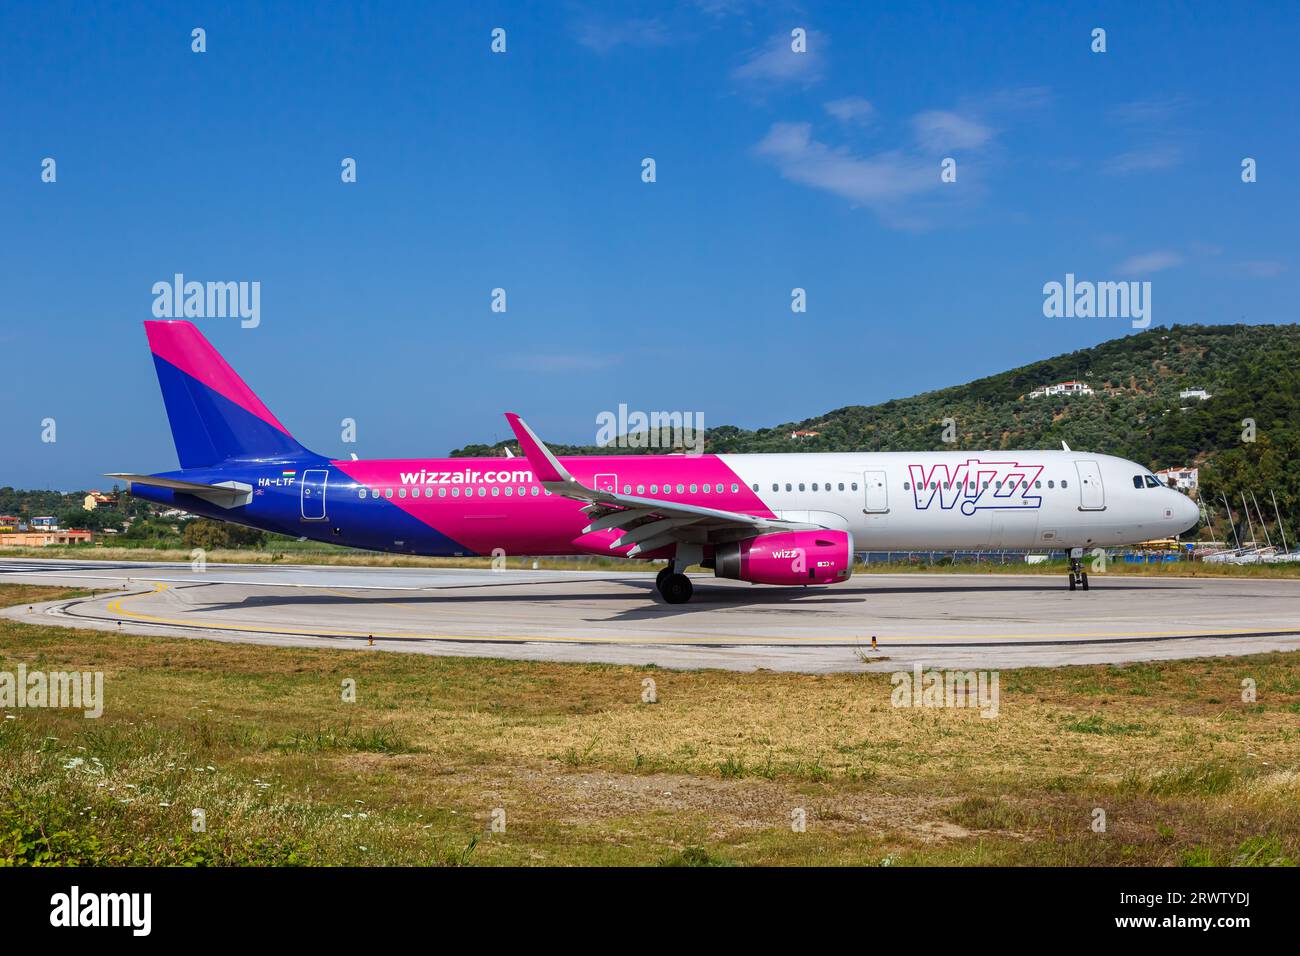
[1133,475,1143,489]
[1144,475,1162,488]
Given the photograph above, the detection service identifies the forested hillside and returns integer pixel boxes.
[453,324,1300,531]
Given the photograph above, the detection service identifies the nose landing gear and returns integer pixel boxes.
[1068,553,1089,591]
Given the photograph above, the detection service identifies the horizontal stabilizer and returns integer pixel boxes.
[106,473,253,509]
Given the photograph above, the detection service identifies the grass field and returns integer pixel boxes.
[1,583,1298,866]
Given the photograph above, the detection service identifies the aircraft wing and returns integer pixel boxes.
[503,413,817,555]
[106,473,253,509]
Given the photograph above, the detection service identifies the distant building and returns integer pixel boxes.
[83,491,119,511]
[1027,381,1094,399]
[1179,388,1212,402]
[0,530,93,547]
[789,430,821,440]
[30,516,58,531]
[1155,466,1199,492]
[0,516,20,532]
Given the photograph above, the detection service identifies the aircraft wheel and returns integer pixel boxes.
[660,573,694,604]
[1081,572,1090,591]
[656,566,673,590]
[1068,572,1077,591]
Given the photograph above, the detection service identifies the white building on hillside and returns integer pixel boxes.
[1027,381,1093,399]
[1155,466,1199,492]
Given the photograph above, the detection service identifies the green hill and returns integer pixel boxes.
[454,323,1300,532]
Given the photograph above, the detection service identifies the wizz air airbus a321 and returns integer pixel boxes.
[113,321,1200,603]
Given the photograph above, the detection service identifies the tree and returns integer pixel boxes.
[183,520,265,551]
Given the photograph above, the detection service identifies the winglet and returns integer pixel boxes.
[1061,440,1071,452]
[504,413,572,485]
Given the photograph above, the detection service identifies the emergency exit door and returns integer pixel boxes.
[863,471,889,513]
[1074,460,1105,511]
[300,469,329,520]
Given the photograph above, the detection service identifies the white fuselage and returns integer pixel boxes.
[719,450,1200,551]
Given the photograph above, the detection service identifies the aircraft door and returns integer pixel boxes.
[863,471,889,513]
[1073,460,1105,511]
[300,468,329,520]
[594,473,618,494]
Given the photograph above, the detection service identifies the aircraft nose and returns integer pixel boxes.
[1174,493,1199,532]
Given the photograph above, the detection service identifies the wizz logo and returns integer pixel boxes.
[773,548,807,572]
[908,460,1044,516]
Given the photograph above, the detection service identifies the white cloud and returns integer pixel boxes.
[1109,96,1187,125]
[500,353,622,373]
[752,88,1041,227]
[824,96,875,126]
[1116,251,1184,276]
[1103,144,1183,175]
[911,110,993,152]
[573,17,670,53]
[1231,259,1286,278]
[731,30,826,87]
[754,122,934,206]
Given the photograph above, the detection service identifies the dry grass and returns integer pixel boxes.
[1,584,1298,866]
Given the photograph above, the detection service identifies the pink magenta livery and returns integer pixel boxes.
[112,321,1200,602]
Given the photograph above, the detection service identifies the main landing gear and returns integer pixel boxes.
[656,565,694,604]
[1068,553,1090,591]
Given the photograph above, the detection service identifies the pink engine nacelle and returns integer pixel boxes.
[713,530,855,586]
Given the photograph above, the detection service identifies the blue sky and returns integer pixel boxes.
[2,1,1296,489]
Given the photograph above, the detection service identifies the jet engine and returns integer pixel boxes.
[713,530,854,586]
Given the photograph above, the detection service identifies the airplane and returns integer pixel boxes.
[111,320,1201,603]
